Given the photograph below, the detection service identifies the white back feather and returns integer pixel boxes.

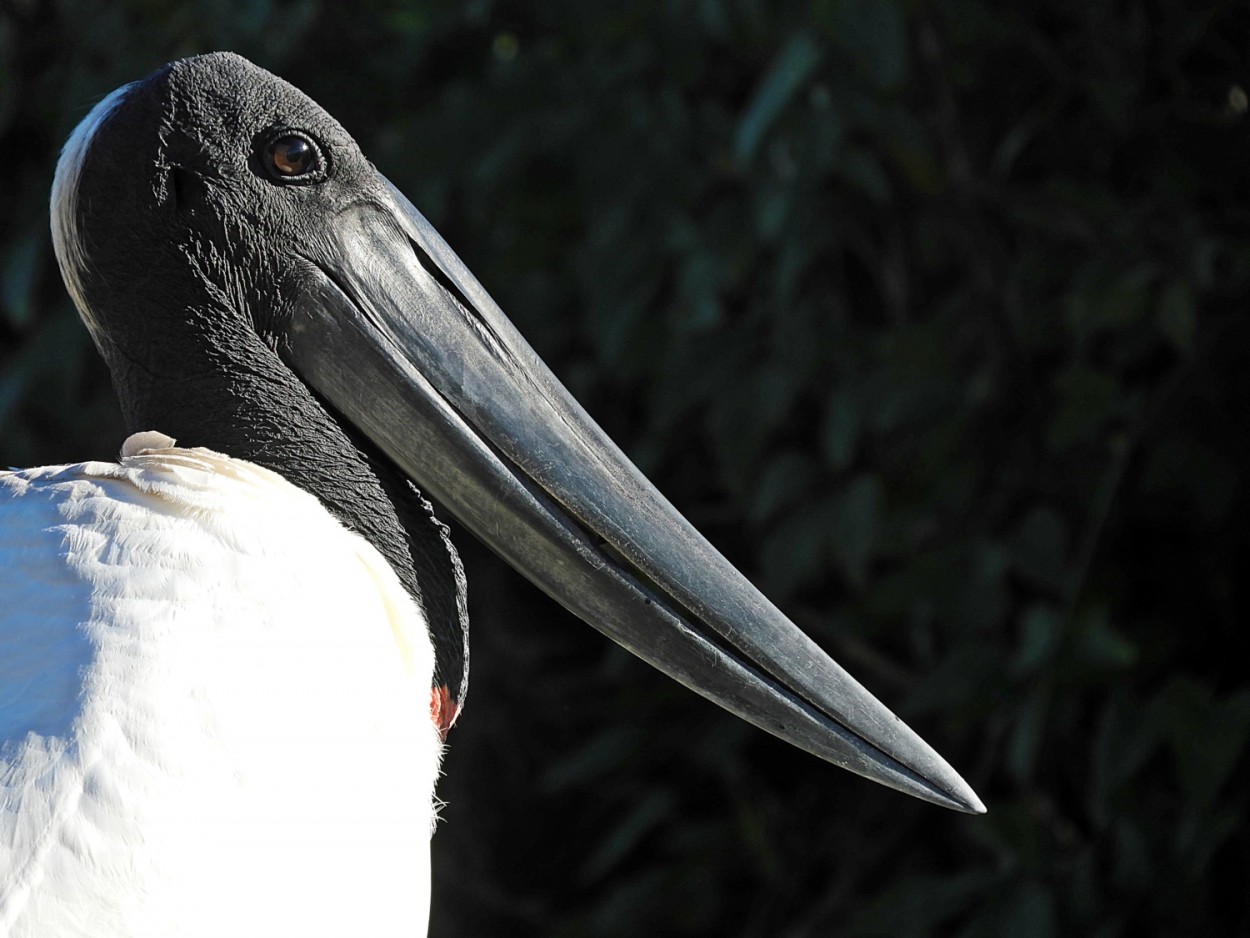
[1,438,441,937]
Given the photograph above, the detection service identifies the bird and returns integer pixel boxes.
[0,52,983,936]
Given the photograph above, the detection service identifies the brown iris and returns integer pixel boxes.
[264,134,319,180]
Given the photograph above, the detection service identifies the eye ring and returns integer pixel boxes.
[258,130,327,184]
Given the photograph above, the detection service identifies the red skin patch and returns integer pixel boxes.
[430,684,460,741]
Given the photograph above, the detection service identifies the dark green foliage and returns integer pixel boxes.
[2,0,1246,933]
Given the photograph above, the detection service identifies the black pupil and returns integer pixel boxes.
[269,136,314,176]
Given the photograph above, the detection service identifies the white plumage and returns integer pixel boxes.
[1,434,440,937]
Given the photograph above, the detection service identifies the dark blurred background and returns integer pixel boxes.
[2,1,1247,934]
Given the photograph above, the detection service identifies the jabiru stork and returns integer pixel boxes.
[0,53,982,936]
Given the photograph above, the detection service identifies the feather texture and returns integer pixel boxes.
[1,437,440,937]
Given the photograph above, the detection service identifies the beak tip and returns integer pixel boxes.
[873,729,985,815]
[955,786,988,815]
[927,768,986,815]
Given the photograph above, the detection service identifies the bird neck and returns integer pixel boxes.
[105,319,468,704]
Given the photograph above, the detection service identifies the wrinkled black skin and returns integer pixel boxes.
[69,52,468,709]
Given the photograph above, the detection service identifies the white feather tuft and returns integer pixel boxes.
[49,84,134,338]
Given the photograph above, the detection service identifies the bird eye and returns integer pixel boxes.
[261,132,324,183]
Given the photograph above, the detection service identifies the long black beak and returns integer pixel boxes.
[282,179,984,814]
